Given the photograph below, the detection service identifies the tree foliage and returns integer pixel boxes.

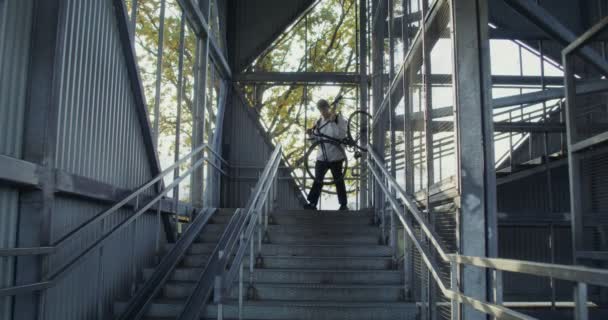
[243,0,360,194]
[129,0,360,200]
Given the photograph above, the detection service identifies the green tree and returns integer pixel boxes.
[243,0,360,191]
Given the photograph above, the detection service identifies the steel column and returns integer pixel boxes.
[130,0,138,44]
[191,28,210,208]
[371,0,387,212]
[401,0,415,301]
[563,50,585,268]
[173,13,187,238]
[450,0,497,319]
[14,1,65,318]
[359,0,369,208]
[153,0,167,148]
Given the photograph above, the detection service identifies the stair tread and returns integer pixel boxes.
[146,267,400,273]
[164,280,403,289]
[261,255,391,259]
[253,268,401,273]
[142,298,413,308]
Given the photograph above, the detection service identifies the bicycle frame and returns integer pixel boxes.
[308,131,368,152]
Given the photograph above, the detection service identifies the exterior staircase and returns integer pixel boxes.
[115,209,417,319]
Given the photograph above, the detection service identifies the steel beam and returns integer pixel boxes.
[392,116,564,133]
[494,79,608,108]
[178,0,231,79]
[54,170,191,216]
[0,155,40,188]
[234,72,360,84]
[502,0,608,76]
[402,78,608,122]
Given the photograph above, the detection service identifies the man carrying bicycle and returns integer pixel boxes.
[304,99,349,211]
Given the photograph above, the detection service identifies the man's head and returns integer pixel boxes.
[316,99,331,118]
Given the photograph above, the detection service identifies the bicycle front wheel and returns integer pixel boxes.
[347,110,372,144]
[304,140,348,186]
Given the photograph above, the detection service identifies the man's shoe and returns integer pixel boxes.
[339,205,349,211]
[304,203,317,210]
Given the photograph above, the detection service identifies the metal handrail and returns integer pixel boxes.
[367,162,531,320]
[368,147,608,319]
[177,144,282,320]
[48,145,225,280]
[117,207,217,320]
[0,144,228,297]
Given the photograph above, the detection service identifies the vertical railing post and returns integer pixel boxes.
[451,262,460,320]
[249,226,255,287]
[239,260,244,320]
[574,282,588,320]
[130,195,140,295]
[214,275,223,320]
[257,206,263,252]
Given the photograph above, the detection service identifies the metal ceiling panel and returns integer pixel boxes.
[228,0,316,72]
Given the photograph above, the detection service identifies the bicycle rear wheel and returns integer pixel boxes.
[304,140,348,186]
[347,110,372,144]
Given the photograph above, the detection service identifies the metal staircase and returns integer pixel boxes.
[115,209,416,319]
[108,145,608,320]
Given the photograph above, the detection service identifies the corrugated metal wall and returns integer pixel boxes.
[39,1,162,319]
[0,0,35,318]
[222,89,306,209]
[499,226,575,301]
[497,165,571,215]
[29,0,161,319]
[44,197,158,319]
[54,0,153,190]
[496,163,605,300]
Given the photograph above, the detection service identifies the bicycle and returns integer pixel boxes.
[302,103,372,186]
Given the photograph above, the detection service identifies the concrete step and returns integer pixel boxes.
[163,281,404,302]
[276,209,374,215]
[249,268,403,284]
[180,254,391,270]
[211,214,375,228]
[197,225,380,243]
[241,283,405,302]
[258,244,392,257]
[195,230,380,245]
[244,283,404,302]
[165,243,393,257]
[269,212,374,226]
[264,232,381,245]
[117,299,417,320]
[206,300,417,320]
[259,256,393,270]
[143,268,403,284]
